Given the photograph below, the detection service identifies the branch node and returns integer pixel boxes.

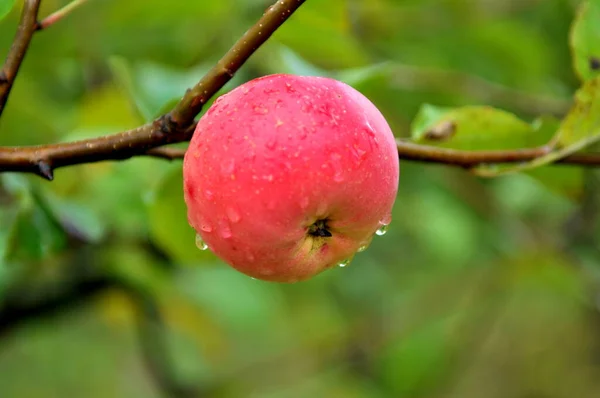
[36,160,54,181]
[158,114,176,137]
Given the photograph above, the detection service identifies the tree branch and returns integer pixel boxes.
[0,0,595,178]
[0,0,307,180]
[0,0,42,117]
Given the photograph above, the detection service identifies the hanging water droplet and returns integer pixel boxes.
[226,206,241,223]
[338,258,351,268]
[375,224,389,236]
[195,234,208,250]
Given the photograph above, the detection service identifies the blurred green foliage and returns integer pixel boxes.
[1,0,600,397]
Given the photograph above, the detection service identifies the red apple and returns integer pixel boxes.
[183,74,399,282]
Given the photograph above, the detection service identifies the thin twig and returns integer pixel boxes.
[0,0,42,117]
[0,0,307,180]
[395,140,554,167]
[36,0,88,30]
[143,140,600,168]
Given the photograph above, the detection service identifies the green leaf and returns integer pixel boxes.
[268,46,330,77]
[0,0,15,21]
[146,165,216,265]
[180,267,286,336]
[476,76,600,176]
[570,0,600,81]
[109,57,204,122]
[379,318,456,396]
[411,104,551,150]
[273,0,368,69]
[0,175,67,264]
[40,191,107,244]
[109,57,244,122]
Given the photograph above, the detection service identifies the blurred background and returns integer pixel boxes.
[1,0,600,397]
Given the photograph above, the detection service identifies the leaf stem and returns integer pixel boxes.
[36,0,88,30]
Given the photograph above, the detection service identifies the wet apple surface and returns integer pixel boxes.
[183,74,399,282]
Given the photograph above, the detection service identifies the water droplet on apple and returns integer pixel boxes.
[220,220,233,239]
[200,221,213,233]
[226,206,241,223]
[265,137,277,150]
[285,82,296,93]
[204,189,214,201]
[221,158,235,176]
[195,234,208,250]
[357,244,368,252]
[246,252,256,262]
[299,126,309,140]
[329,152,344,183]
[350,143,367,165]
[364,119,375,135]
[263,87,279,95]
[299,197,310,210]
[375,224,389,236]
[338,258,351,267]
[379,213,392,226]
[253,105,269,114]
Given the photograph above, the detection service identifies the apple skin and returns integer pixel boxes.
[183,74,399,282]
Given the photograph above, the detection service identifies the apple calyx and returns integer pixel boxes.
[307,219,333,238]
